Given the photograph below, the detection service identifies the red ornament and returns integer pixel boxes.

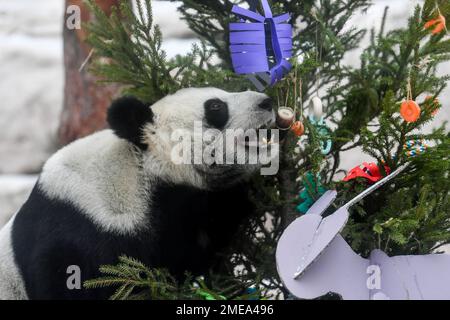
[291,121,305,136]
[343,162,391,183]
[400,100,421,123]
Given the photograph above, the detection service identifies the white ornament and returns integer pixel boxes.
[296,53,305,65]
[309,96,323,120]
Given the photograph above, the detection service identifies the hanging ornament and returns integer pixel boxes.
[277,69,305,138]
[296,172,327,214]
[291,121,305,136]
[343,162,391,183]
[425,96,440,116]
[424,12,446,35]
[400,76,421,123]
[307,95,332,154]
[229,0,293,91]
[309,96,323,120]
[308,115,332,155]
[276,107,295,129]
[403,139,428,158]
[400,100,421,123]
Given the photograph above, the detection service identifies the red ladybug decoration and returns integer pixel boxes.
[343,162,391,183]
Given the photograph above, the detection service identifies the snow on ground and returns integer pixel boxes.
[0,0,449,229]
[151,1,195,39]
[0,0,63,175]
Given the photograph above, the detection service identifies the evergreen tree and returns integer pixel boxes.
[83,0,450,299]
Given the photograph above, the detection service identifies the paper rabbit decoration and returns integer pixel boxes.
[230,0,293,91]
[276,164,450,300]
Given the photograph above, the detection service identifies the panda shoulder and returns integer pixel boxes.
[38,129,133,198]
[36,129,151,234]
[42,130,120,172]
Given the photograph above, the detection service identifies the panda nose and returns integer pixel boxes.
[258,98,273,111]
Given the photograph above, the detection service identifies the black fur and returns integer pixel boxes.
[12,180,252,300]
[204,99,229,129]
[107,97,153,149]
[258,98,273,111]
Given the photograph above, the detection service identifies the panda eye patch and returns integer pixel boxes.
[204,99,229,129]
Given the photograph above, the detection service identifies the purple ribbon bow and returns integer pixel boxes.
[230,0,293,91]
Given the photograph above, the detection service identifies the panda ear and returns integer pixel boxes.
[107,96,154,149]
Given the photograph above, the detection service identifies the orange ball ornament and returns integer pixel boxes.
[291,121,305,136]
[400,100,421,123]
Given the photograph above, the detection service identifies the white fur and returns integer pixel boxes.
[39,130,151,235]
[0,215,28,300]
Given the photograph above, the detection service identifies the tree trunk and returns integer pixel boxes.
[59,0,121,146]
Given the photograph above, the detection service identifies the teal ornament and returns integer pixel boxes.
[245,287,259,300]
[296,172,327,214]
[308,115,332,155]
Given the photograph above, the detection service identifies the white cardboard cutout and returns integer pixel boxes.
[276,165,450,300]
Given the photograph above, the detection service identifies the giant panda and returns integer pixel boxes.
[0,87,276,300]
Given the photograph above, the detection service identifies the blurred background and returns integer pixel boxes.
[0,0,448,228]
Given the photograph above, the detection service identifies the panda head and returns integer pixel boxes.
[107,87,277,188]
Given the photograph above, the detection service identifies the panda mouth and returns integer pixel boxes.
[257,117,274,129]
[242,137,273,149]
[241,120,277,149]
